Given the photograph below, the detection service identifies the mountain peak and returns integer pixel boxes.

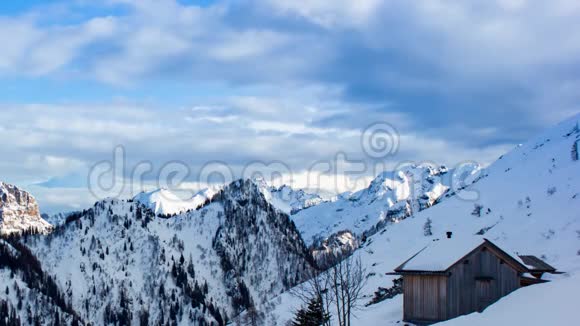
[246,178,325,214]
[0,182,52,235]
[133,187,218,215]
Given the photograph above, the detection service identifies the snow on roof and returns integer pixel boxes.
[396,236,529,272]
[518,255,556,271]
[397,237,486,272]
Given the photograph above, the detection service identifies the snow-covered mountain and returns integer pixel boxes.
[252,177,325,215]
[14,179,314,325]
[132,179,324,218]
[291,162,482,246]
[133,187,219,216]
[0,182,52,235]
[267,114,580,325]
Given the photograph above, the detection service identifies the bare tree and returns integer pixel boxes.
[290,268,333,326]
[328,254,366,326]
[291,252,366,326]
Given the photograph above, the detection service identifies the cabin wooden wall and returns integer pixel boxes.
[445,245,520,319]
[403,274,447,323]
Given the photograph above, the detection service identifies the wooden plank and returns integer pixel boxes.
[447,243,521,320]
[403,274,447,322]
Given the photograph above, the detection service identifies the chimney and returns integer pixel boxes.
[446,231,453,239]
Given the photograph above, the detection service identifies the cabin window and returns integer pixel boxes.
[500,259,505,264]
[481,247,487,252]
[463,259,470,265]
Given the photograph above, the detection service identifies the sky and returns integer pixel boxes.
[1,0,579,213]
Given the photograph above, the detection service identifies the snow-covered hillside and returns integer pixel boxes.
[0,238,82,325]
[268,113,580,325]
[0,182,52,235]
[291,163,481,246]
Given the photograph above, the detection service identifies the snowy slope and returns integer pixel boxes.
[0,182,52,235]
[291,163,482,245]
[269,113,580,325]
[0,239,82,324]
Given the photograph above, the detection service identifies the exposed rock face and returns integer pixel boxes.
[0,182,52,235]
[310,230,359,268]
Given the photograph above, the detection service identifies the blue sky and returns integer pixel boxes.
[1,0,579,213]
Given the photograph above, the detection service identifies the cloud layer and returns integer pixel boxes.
[0,0,578,212]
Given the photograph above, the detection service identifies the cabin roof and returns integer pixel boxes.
[518,255,556,272]
[394,237,529,273]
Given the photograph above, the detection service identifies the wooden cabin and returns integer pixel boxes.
[393,237,558,324]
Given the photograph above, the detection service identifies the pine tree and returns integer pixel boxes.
[423,218,432,236]
[293,307,309,326]
[53,311,60,326]
[187,258,195,278]
[292,296,329,326]
[171,262,177,279]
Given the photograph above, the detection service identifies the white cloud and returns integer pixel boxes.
[0,18,41,72]
[1,0,579,88]
[1,0,577,212]
[262,0,382,28]
[208,30,291,61]
[0,15,117,76]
